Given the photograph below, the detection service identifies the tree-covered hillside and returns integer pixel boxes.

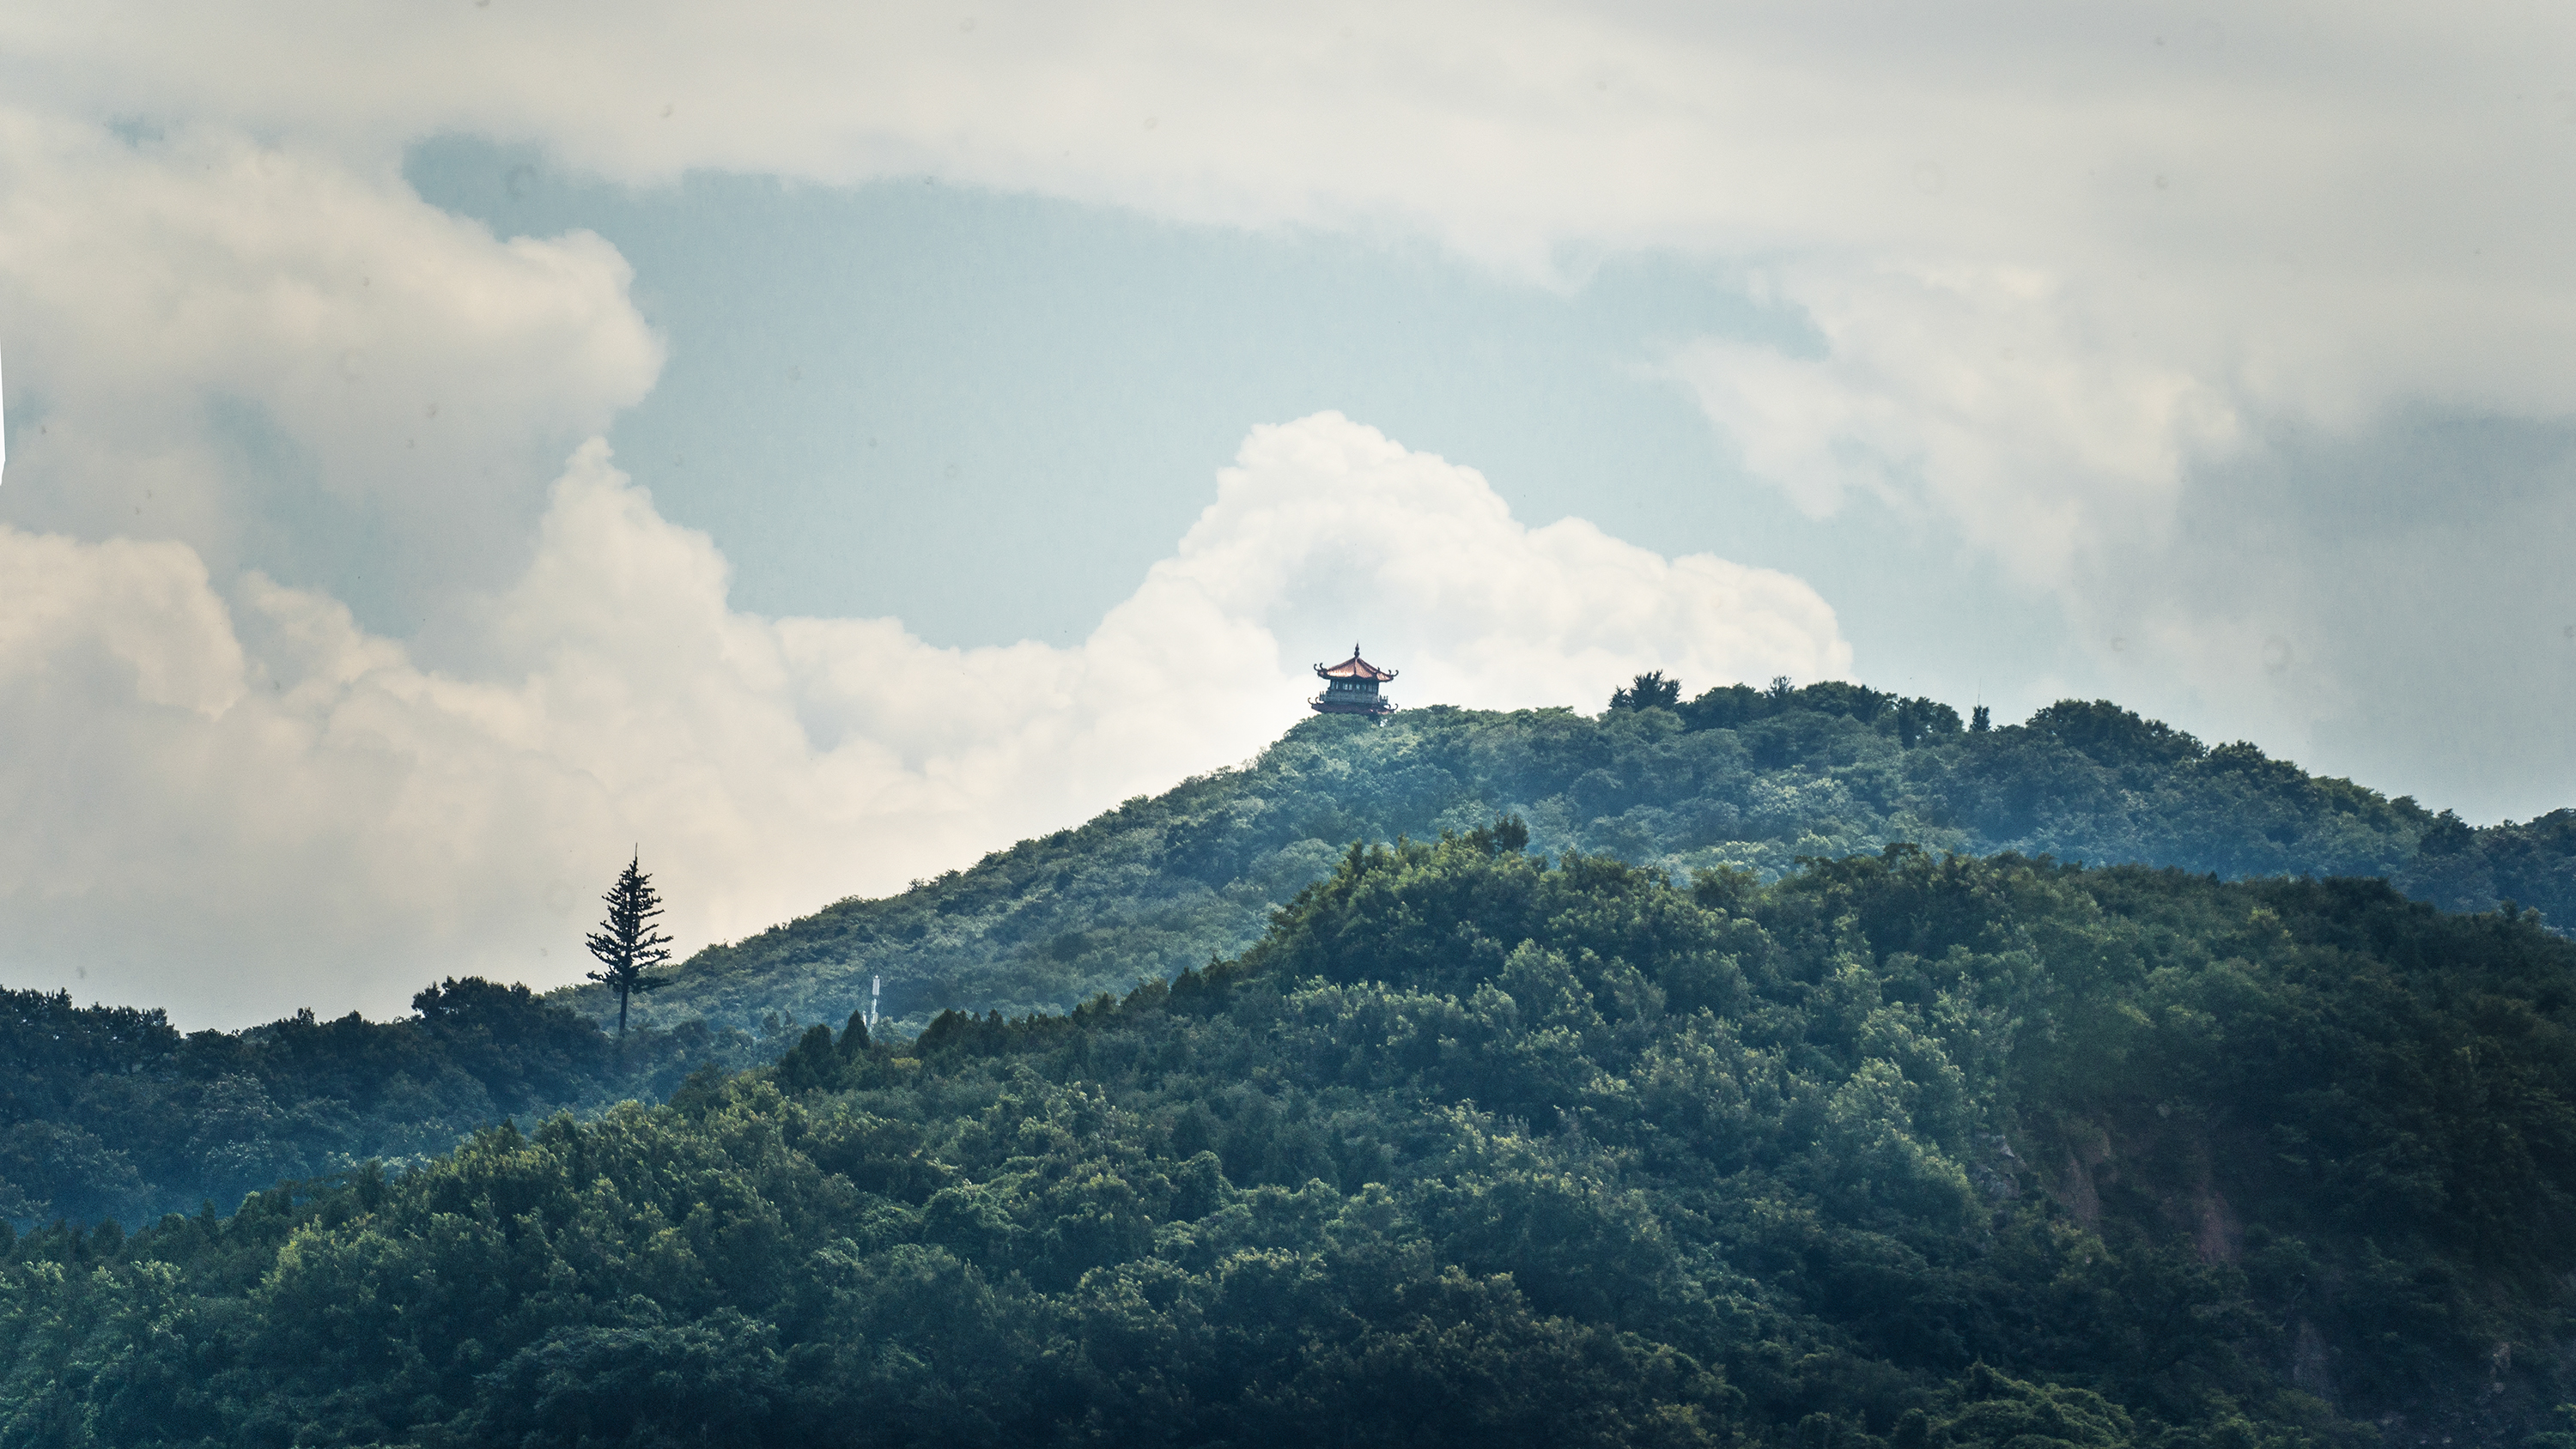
[13,682,2567,1240]
[575,683,2574,1036]
[0,979,770,1232]
[13,836,2572,1447]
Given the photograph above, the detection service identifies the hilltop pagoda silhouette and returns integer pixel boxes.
[1311,645,1398,721]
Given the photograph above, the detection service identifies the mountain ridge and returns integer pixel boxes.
[562,684,2573,1037]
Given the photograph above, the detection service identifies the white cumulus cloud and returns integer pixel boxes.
[0,107,663,615]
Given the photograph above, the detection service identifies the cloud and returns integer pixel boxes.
[9,3,2571,799]
[1671,263,2246,591]
[1152,415,1848,708]
[2039,415,2576,819]
[0,415,1846,1028]
[0,107,662,621]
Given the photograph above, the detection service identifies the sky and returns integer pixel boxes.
[3,1,2573,1027]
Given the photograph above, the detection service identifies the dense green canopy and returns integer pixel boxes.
[0,979,763,1228]
[9,835,2570,1446]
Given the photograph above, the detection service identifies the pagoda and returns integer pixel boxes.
[1312,645,1398,719]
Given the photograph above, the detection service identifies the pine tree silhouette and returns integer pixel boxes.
[585,852,674,1039]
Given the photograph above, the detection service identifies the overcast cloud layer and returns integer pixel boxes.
[1,0,2572,1020]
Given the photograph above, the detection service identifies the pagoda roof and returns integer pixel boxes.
[1315,646,1398,682]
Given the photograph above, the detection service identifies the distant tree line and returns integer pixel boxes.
[0,978,770,1228]
[1608,671,1967,747]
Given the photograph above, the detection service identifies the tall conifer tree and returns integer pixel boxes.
[586,852,674,1038]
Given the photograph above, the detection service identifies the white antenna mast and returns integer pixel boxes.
[868,974,880,1030]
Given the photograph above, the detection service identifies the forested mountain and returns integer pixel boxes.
[0,979,769,1230]
[10,835,2571,1447]
[568,683,2576,1037]
[9,682,2569,1248]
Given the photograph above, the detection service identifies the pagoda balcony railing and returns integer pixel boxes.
[1311,694,1398,712]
